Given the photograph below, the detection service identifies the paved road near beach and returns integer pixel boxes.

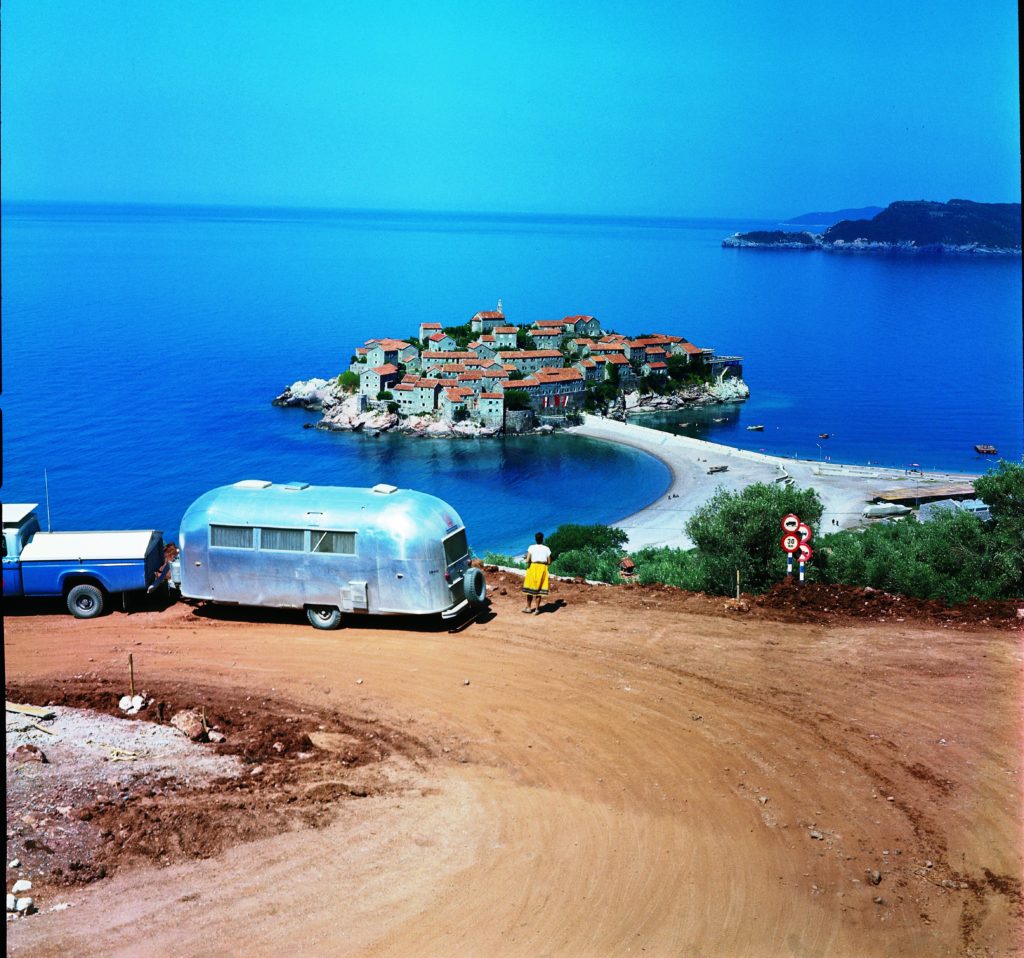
[570,415,983,550]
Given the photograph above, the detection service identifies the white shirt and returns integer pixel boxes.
[526,543,551,564]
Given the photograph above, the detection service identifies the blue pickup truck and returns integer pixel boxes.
[2,503,165,618]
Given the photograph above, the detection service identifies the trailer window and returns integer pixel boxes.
[260,527,304,551]
[310,530,356,555]
[210,525,254,549]
[443,528,468,566]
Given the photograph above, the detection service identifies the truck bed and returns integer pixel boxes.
[20,531,162,562]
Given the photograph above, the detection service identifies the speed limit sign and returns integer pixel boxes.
[781,513,800,533]
[798,542,814,562]
[780,533,800,553]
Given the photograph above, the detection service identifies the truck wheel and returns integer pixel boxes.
[67,584,104,619]
[463,567,487,606]
[306,606,343,630]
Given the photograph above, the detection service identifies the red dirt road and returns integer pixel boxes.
[5,577,1023,957]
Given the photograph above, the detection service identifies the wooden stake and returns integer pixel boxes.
[736,569,741,600]
[129,653,135,698]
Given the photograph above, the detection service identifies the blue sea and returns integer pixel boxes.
[2,203,1021,553]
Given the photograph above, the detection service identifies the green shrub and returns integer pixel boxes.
[815,508,1015,603]
[550,548,621,583]
[632,547,709,591]
[504,389,532,411]
[337,371,360,391]
[376,389,393,400]
[685,483,823,595]
[547,524,628,556]
[483,552,525,569]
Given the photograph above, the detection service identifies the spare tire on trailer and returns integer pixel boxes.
[463,567,486,606]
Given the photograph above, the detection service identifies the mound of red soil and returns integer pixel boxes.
[753,580,1022,629]
[5,678,432,887]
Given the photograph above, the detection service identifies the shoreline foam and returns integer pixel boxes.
[569,415,983,550]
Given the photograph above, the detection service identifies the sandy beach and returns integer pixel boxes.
[569,415,983,550]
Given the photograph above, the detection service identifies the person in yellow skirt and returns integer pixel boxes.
[522,532,552,614]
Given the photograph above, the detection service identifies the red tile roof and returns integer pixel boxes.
[575,359,597,368]
[420,322,441,329]
[480,392,504,400]
[646,361,667,369]
[564,315,596,323]
[393,383,414,392]
[369,363,399,375]
[371,338,412,350]
[457,372,483,381]
[493,326,518,334]
[681,342,703,355]
[605,354,629,365]
[472,311,504,321]
[534,319,568,328]
[422,351,477,360]
[533,367,584,383]
[427,332,450,342]
[498,350,563,359]
[445,386,473,400]
[529,329,563,337]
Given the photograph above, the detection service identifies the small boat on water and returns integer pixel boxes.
[713,417,726,423]
[975,444,998,455]
[819,433,830,439]
[746,424,764,431]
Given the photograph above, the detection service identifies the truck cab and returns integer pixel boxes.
[2,504,42,596]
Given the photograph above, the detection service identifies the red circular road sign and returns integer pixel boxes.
[781,513,801,533]
[797,522,813,542]
[780,533,800,553]
[798,542,814,562]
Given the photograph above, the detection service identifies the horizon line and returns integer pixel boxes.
[0,198,819,227]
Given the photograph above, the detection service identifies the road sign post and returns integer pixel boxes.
[780,516,801,578]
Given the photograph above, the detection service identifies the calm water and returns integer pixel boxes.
[2,203,1020,551]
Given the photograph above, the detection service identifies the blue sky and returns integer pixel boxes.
[2,1,1019,217]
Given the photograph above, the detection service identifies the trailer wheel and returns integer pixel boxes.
[306,606,343,630]
[463,567,487,606]
[67,583,104,619]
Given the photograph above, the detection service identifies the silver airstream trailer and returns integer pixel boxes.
[173,481,486,629]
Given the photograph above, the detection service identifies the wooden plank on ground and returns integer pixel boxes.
[5,701,55,719]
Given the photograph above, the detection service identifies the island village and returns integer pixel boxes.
[274,303,748,437]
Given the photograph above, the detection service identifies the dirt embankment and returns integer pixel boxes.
[5,575,1023,957]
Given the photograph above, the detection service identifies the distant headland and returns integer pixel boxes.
[724,199,1022,255]
[781,206,885,228]
[273,306,748,439]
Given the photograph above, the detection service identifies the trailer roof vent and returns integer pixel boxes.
[233,480,272,489]
[371,483,399,495]
[282,482,310,491]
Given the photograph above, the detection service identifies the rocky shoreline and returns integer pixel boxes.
[723,233,1020,255]
[272,375,750,438]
